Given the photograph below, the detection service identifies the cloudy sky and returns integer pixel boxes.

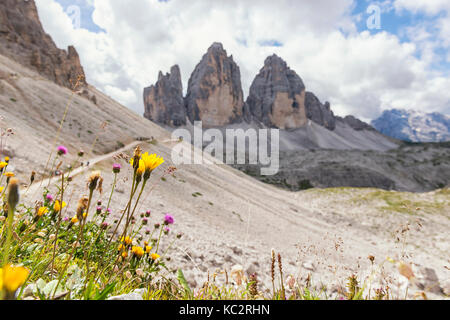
[35,0,450,121]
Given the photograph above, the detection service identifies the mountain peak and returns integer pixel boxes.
[372,108,450,142]
[185,43,245,127]
[144,65,185,126]
[208,42,225,52]
[0,0,86,89]
[246,55,307,129]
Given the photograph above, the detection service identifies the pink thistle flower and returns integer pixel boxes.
[113,163,121,173]
[46,194,54,202]
[57,145,68,156]
[163,213,174,225]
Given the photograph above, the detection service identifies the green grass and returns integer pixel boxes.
[352,190,447,215]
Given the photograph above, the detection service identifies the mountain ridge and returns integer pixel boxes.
[372,108,450,142]
[143,42,397,152]
[144,44,377,134]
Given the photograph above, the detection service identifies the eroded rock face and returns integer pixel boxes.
[185,43,245,128]
[0,0,86,88]
[305,92,336,130]
[246,55,307,129]
[143,65,186,126]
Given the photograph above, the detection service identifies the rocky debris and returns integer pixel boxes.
[302,261,316,272]
[90,94,97,105]
[107,292,144,300]
[246,54,307,129]
[143,65,186,126]
[0,0,86,89]
[79,88,97,105]
[414,267,444,295]
[185,43,246,127]
[305,92,336,130]
[337,115,375,131]
[443,281,450,296]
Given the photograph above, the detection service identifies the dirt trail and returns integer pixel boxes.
[24,140,141,199]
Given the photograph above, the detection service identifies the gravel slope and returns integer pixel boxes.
[1,54,449,298]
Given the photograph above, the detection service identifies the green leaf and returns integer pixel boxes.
[93,282,116,300]
[84,278,95,300]
[177,269,192,297]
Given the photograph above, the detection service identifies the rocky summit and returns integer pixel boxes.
[185,42,246,128]
[0,0,86,89]
[246,54,307,129]
[143,43,381,137]
[304,91,336,130]
[143,65,186,126]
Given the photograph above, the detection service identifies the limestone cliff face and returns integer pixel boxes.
[142,43,375,134]
[246,55,307,129]
[185,43,245,128]
[0,0,86,88]
[143,65,186,126]
[305,91,336,130]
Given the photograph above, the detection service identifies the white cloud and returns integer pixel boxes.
[35,0,450,119]
[394,0,450,15]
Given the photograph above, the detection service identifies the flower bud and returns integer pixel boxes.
[113,163,121,174]
[7,178,20,210]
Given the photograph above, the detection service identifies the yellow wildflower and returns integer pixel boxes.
[0,264,29,293]
[71,216,79,224]
[0,187,4,193]
[151,253,160,261]
[121,236,133,246]
[0,162,7,169]
[132,246,145,258]
[37,207,49,217]
[4,172,14,177]
[145,245,152,254]
[130,158,145,176]
[53,200,66,212]
[118,244,124,252]
[121,251,128,258]
[4,157,9,162]
[137,159,145,176]
[141,152,164,174]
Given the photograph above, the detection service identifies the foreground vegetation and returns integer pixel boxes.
[0,81,445,300]
[0,147,445,300]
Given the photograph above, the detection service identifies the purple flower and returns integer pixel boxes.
[142,218,148,226]
[63,217,69,222]
[46,194,54,202]
[96,206,102,214]
[145,228,151,235]
[106,208,111,215]
[57,145,68,156]
[164,227,170,234]
[101,222,109,230]
[113,163,121,173]
[164,214,174,225]
[145,210,151,217]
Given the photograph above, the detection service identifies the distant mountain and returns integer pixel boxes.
[372,109,450,143]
